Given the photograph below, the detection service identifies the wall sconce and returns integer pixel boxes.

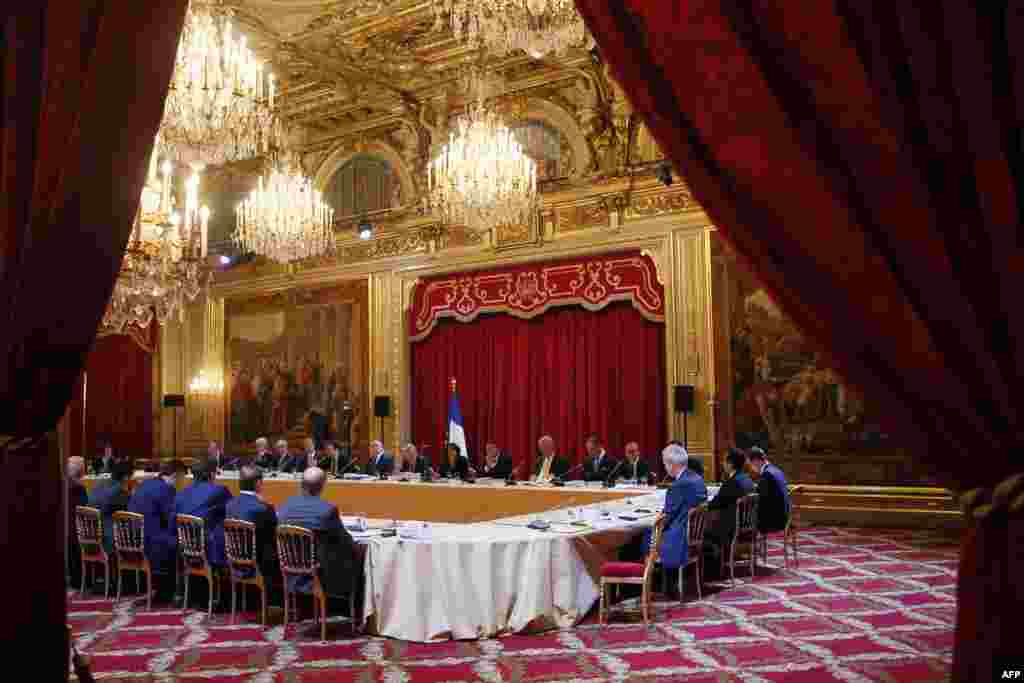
[188,369,224,398]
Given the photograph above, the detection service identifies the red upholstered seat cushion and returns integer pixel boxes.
[601,561,646,578]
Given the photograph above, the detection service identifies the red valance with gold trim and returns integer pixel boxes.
[409,250,664,341]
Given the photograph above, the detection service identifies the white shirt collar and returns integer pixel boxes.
[760,462,768,475]
[240,490,257,496]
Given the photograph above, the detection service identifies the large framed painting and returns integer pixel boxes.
[224,281,369,452]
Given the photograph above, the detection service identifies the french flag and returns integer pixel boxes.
[448,380,467,458]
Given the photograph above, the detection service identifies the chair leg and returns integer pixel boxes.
[319,596,327,642]
[696,555,703,600]
[282,589,290,636]
[116,566,123,602]
[598,580,606,625]
[208,575,214,617]
[104,562,110,599]
[729,544,736,585]
[260,585,267,627]
[146,570,152,611]
[640,583,649,626]
[751,536,757,578]
[80,561,87,596]
[230,580,237,624]
[183,574,190,613]
[242,583,248,613]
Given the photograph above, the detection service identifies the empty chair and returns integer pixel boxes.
[724,493,760,584]
[112,511,152,609]
[599,514,667,626]
[75,506,111,598]
[224,519,269,625]
[177,514,221,616]
[277,525,357,641]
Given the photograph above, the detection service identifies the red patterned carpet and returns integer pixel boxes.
[69,526,958,682]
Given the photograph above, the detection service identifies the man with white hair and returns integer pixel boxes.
[643,443,707,584]
[401,443,429,474]
[66,457,88,587]
[533,435,570,482]
[278,467,360,599]
[364,440,393,476]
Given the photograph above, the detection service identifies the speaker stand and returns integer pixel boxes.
[682,411,688,452]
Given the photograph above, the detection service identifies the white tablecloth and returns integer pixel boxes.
[357,491,668,642]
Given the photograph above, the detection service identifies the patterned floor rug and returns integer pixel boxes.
[69,526,959,682]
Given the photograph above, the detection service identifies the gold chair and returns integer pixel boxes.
[112,511,152,609]
[724,493,760,584]
[759,484,803,568]
[224,519,269,625]
[599,513,666,626]
[177,514,221,616]
[75,506,110,598]
[679,504,709,601]
[277,525,357,641]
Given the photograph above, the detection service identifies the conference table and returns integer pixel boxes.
[83,473,718,642]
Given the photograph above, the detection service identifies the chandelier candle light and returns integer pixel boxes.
[235,168,335,263]
[102,144,211,332]
[426,86,538,235]
[437,0,590,58]
[161,0,279,165]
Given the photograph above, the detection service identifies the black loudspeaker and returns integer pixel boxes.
[163,394,185,408]
[374,395,392,418]
[674,385,695,414]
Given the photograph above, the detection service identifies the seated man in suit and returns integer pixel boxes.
[319,440,342,473]
[621,441,650,483]
[747,447,791,533]
[704,448,756,566]
[67,457,89,587]
[253,437,278,470]
[438,443,471,479]
[175,458,233,568]
[279,441,308,474]
[641,443,708,593]
[128,460,185,602]
[225,464,279,591]
[399,443,429,475]
[278,467,362,607]
[582,434,619,482]
[364,440,394,476]
[88,461,133,556]
[533,435,570,482]
[480,442,513,479]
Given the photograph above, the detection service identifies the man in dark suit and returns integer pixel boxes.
[533,435,570,482]
[364,440,394,476]
[278,467,361,600]
[175,458,233,568]
[582,434,619,482]
[439,443,471,479]
[399,443,429,475]
[67,457,89,587]
[705,448,756,563]
[128,461,185,602]
[278,441,305,473]
[225,465,279,585]
[480,442,513,479]
[320,440,342,473]
[89,461,133,555]
[645,443,708,576]
[621,442,650,483]
[253,437,278,470]
[747,447,791,533]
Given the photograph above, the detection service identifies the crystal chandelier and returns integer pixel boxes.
[103,144,211,332]
[189,368,224,397]
[234,166,335,263]
[436,0,591,58]
[424,75,537,235]
[160,0,280,165]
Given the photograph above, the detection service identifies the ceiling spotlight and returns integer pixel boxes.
[357,221,373,240]
[655,160,674,187]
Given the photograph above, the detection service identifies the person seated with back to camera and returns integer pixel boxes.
[128,460,187,603]
[703,448,756,573]
[438,443,471,480]
[225,464,281,599]
[174,458,233,571]
[747,446,792,534]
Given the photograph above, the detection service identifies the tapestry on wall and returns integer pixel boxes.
[224,282,368,452]
[727,256,934,485]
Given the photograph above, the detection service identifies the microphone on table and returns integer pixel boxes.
[335,456,358,479]
[603,458,625,488]
[552,462,584,487]
[505,464,521,486]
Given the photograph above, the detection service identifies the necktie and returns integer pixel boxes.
[539,456,552,481]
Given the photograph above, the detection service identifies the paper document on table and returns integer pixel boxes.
[549,523,584,534]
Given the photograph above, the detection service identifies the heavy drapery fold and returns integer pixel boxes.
[573,2,1021,679]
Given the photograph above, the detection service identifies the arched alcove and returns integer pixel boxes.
[323,154,396,217]
[313,140,416,213]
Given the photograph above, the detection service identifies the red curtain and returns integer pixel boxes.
[0,4,187,676]
[66,333,156,463]
[573,2,1021,679]
[411,301,666,475]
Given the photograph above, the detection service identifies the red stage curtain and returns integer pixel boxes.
[411,301,666,475]
[573,2,1021,679]
[0,4,187,677]
[66,332,156,463]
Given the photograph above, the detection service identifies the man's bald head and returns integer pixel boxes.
[66,457,85,481]
[537,435,555,457]
[301,467,327,496]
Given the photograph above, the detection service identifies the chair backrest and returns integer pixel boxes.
[786,484,804,529]
[176,514,207,565]
[276,525,319,578]
[111,511,145,555]
[75,506,104,552]
[687,503,709,546]
[644,513,668,575]
[224,519,258,573]
[736,493,760,536]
